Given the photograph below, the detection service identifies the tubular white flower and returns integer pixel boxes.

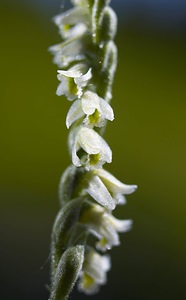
[96,212,132,251]
[82,91,114,126]
[66,90,114,128]
[49,36,87,68]
[95,168,137,204]
[56,64,92,100]
[78,248,110,295]
[80,203,132,251]
[71,127,112,168]
[86,168,137,209]
[53,7,89,39]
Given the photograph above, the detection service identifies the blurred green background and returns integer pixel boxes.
[0,0,186,299]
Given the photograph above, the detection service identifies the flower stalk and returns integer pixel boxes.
[49,0,137,299]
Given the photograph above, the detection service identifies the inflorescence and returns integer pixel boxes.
[49,1,137,299]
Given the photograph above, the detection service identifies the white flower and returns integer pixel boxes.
[66,90,114,128]
[80,203,132,251]
[53,7,89,39]
[49,38,86,68]
[56,64,92,100]
[86,168,137,210]
[70,127,112,168]
[49,7,90,68]
[78,248,110,295]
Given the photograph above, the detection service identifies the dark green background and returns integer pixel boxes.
[0,1,186,299]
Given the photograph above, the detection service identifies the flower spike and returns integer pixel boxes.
[49,0,137,299]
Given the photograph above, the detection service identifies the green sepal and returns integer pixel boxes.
[51,198,83,280]
[49,245,85,300]
[98,7,117,43]
[58,165,85,206]
[68,223,89,246]
[91,0,111,44]
[95,40,117,102]
[101,40,117,87]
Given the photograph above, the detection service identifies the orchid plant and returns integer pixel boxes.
[49,1,137,299]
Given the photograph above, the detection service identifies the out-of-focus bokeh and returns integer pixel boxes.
[1,0,186,299]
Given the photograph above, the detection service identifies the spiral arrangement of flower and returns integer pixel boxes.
[49,1,137,299]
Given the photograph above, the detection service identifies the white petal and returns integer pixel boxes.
[99,138,112,164]
[79,203,119,250]
[58,39,82,57]
[78,251,110,295]
[86,175,115,210]
[56,75,74,97]
[114,193,126,205]
[74,68,92,87]
[62,23,87,39]
[78,127,112,165]
[71,137,81,167]
[106,215,133,232]
[57,63,89,78]
[72,151,81,167]
[78,128,100,154]
[99,97,114,121]
[78,276,99,295]
[95,169,137,194]
[52,7,89,48]
[68,125,78,151]
[54,7,88,26]
[81,91,100,115]
[96,224,119,251]
[70,127,112,168]
[57,68,82,79]
[66,100,84,128]
[57,64,91,100]
[84,250,110,283]
[56,81,65,96]
[56,77,80,100]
